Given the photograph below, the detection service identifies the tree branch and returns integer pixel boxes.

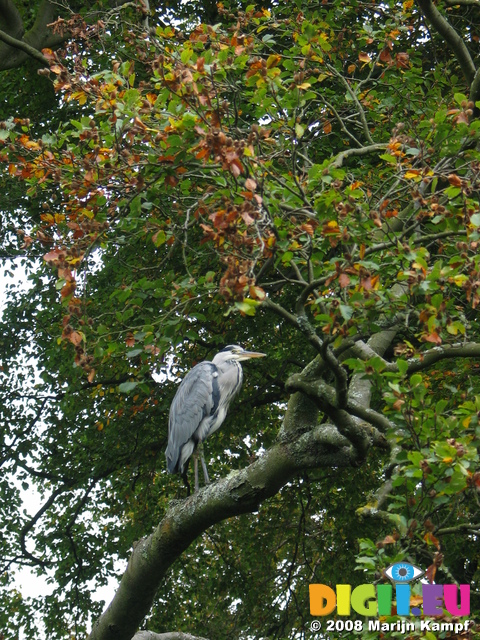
[0,0,23,36]
[326,63,375,144]
[350,340,480,375]
[330,143,388,169]
[133,632,210,640]
[417,0,477,85]
[0,28,50,66]
[470,68,480,104]
[0,0,68,71]
[405,342,480,373]
[444,0,480,6]
[87,422,357,640]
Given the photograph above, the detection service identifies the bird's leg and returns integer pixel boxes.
[199,443,210,485]
[193,450,199,493]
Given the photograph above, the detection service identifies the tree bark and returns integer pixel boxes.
[87,404,360,640]
[0,0,65,70]
[133,633,210,640]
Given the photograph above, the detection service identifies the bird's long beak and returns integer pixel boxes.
[240,350,266,360]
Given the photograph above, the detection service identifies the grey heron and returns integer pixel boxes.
[166,345,266,493]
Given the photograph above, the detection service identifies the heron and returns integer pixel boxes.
[166,345,266,493]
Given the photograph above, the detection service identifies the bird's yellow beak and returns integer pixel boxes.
[239,350,266,360]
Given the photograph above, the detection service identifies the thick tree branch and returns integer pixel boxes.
[0,0,67,70]
[330,143,388,169]
[346,400,395,433]
[88,421,357,640]
[0,28,50,66]
[0,0,23,36]
[405,342,480,373]
[262,298,324,352]
[133,633,210,640]
[444,0,480,6]
[417,0,477,85]
[350,340,480,375]
[470,68,480,104]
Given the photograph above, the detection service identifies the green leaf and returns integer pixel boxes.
[126,348,143,357]
[295,123,305,138]
[397,359,408,376]
[235,299,260,316]
[118,381,138,393]
[410,373,423,387]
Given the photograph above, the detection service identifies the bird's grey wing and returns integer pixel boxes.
[166,362,219,473]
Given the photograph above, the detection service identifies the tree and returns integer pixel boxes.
[1,0,480,638]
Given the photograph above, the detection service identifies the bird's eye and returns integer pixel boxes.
[385,562,424,582]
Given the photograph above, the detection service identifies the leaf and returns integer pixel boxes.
[43,249,62,263]
[295,123,305,139]
[118,381,138,393]
[424,532,440,548]
[447,173,462,187]
[235,299,260,316]
[126,348,143,357]
[266,54,281,68]
[339,304,353,320]
[339,273,350,288]
[404,169,421,179]
[152,230,167,246]
[397,359,408,376]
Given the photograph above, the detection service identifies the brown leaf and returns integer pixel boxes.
[68,330,83,346]
[423,331,442,344]
[379,48,392,64]
[339,273,350,288]
[358,52,371,65]
[424,532,440,548]
[60,282,76,298]
[395,52,410,69]
[425,563,437,583]
[448,173,462,187]
[43,249,62,263]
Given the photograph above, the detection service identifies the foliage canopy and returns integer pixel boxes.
[1,0,480,638]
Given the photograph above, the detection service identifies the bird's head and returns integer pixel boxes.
[213,345,266,364]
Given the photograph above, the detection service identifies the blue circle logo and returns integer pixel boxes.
[385,562,424,583]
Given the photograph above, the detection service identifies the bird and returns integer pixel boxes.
[166,345,266,493]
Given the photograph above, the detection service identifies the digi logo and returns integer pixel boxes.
[384,562,424,582]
